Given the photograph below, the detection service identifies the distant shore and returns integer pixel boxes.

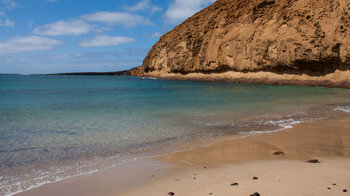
[48,70,131,76]
[17,113,350,196]
[49,66,144,77]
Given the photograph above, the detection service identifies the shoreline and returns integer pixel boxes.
[144,70,350,89]
[16,112,350,196]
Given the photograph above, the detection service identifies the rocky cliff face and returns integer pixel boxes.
[143,0,350,77]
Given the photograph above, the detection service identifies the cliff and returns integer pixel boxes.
[142,0,350,88]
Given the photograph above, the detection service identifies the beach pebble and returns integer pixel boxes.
[250,192,261,196]
[332,183,336,186]
[231,182,239,186]
[168,192,175,195]
[273,151,285,156]
[203,166,207,169]
[253,177,259,180]
[306,159,320,163]
[344,189,348,192]
[209,193,213,195]
[328,187,331,190]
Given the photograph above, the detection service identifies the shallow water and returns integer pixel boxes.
[1,74,350,195]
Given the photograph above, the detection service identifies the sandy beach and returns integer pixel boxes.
[16,112,350,196]
[144,70,350,89]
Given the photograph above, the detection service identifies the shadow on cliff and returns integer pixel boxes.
[170,58,350,77]
[261,58,350,77]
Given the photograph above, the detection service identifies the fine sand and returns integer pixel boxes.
[17,114,350,196]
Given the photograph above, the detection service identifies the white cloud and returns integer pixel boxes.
[33,20,94,36]
[151,32,161,37]
[1,0,17,9]
[0,18,14,26]
[0,36,62,54]
[165,0,214,24]
[0,12,14,27]
[143,32,161,38]
[81,11,153,28]
[78,35,135,48]
[123,0,162,13]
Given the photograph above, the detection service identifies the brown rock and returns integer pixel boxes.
[127,66,144,76]
[306,159,320,163]
[168,192,175,195]
[273,151,285,156]
[250,192,261,196]
[231,182,239,186]
[142,0,350,88]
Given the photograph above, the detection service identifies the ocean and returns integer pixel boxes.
[1,74,350,195]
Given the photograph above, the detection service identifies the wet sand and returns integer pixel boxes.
[17,114,350,196]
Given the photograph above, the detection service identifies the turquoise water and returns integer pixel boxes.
[1,74,350,195]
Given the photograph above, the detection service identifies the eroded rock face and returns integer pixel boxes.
[143,0,350,76]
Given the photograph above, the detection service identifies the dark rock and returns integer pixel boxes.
[168,192,175,195]
[306,159,320,163]
[231,182,239,186]
[273,151,285,156]
[253,177,259,180]
[344,189,348,192]
[328,187,331,190]
[332,183,336,186]
[250,192,261,196]
[209,193,213,195]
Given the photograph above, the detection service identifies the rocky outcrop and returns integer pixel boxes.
[143,0,350,83]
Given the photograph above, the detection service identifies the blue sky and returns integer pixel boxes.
[0,0,214,74]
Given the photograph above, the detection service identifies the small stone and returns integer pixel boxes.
[306,159,320,163]
[209,193,213,195]
[250,192,261,196]
[203,166,207,169]
[343,189,348,192]
[168,192,175,195]
[327,187,331,190]
[273,151,285,156]
[231,182,239,186]
[175,179,180,181]
[332,183,336,186]
[253,177,259,180]
[193,177,196,180]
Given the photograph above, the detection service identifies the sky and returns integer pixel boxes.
[0,0,215,74]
